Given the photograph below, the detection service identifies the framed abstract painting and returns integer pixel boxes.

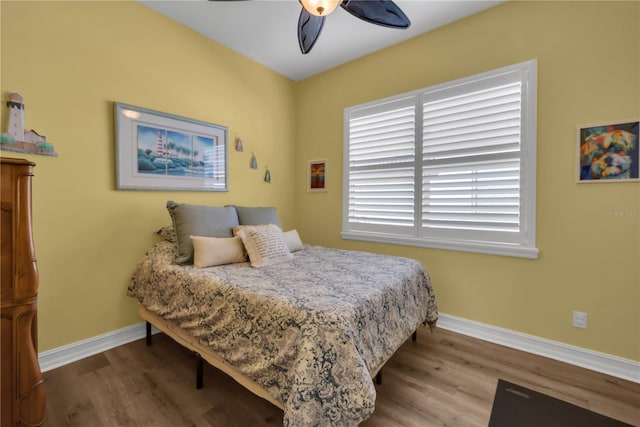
[577,120,639,183]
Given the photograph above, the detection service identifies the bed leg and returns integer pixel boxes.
[146,321,152,346]
[412,330,417,342]
[376,370,383,385]
[196,354,204,389]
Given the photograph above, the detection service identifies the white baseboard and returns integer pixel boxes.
[437,313,640,384]
[39,315,640,384]
[38,322,159,373]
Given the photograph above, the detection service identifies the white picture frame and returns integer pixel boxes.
[308,159,327,192]
[115,102,228,191]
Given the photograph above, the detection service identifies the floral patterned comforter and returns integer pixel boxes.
[127,241,438,426]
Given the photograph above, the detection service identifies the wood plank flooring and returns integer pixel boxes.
[43,327,640,426]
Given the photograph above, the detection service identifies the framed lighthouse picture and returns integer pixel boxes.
[114,102,228,191]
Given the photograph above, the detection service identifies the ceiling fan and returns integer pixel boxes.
[210,0,411,54]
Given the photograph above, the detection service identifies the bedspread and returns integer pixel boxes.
[127,241,438,426]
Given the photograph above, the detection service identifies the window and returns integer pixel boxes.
[342,60,538,258]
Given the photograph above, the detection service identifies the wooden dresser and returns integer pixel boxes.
[1,157,45,427]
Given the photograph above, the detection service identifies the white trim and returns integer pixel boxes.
[39,316,639,384]
[341,231,539,259]
[438,313,640,384]
[38,322,159,373]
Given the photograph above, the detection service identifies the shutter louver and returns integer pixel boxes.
[349,167,415,226]
[422,81,522,237]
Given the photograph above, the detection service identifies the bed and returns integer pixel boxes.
[127,202,438,426]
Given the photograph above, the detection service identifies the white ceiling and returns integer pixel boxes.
[141,0,505,81]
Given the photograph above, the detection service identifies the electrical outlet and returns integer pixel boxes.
[573,311,587,329]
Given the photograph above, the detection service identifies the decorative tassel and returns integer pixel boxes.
[250,152,258,169]
[235,137,244,152]
[264,167,271,183]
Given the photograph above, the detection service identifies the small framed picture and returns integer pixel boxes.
[308,160,327,192]
[577,120,639,183]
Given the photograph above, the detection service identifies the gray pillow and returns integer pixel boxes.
[166,200,239,265]
[234,206,282,228]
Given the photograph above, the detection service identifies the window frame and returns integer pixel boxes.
[342,60,539,259]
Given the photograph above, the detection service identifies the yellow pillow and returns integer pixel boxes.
[190,235,246,268]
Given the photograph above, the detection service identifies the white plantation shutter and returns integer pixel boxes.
[422,75,525,245]
[343,60,537,258]
[345,97,416,235]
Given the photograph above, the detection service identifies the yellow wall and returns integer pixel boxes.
[294,1,640,361]
[2,1,638,363]
[1,1,296,351]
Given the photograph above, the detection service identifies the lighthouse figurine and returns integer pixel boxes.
[7,92,25,142]
[1,92,58,156]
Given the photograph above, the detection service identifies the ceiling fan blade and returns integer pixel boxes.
[298,8,326,54]
[340,0,411,29]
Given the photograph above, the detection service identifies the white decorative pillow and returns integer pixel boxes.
[236,224,293,268]
[283,229,304,252]
[190,235,246,268]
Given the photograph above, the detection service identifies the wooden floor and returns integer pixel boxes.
[43,327,640,426]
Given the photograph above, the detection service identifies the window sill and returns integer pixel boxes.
[341,231,539,259]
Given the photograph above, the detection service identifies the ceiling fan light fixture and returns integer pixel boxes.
[299,0,340,16]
